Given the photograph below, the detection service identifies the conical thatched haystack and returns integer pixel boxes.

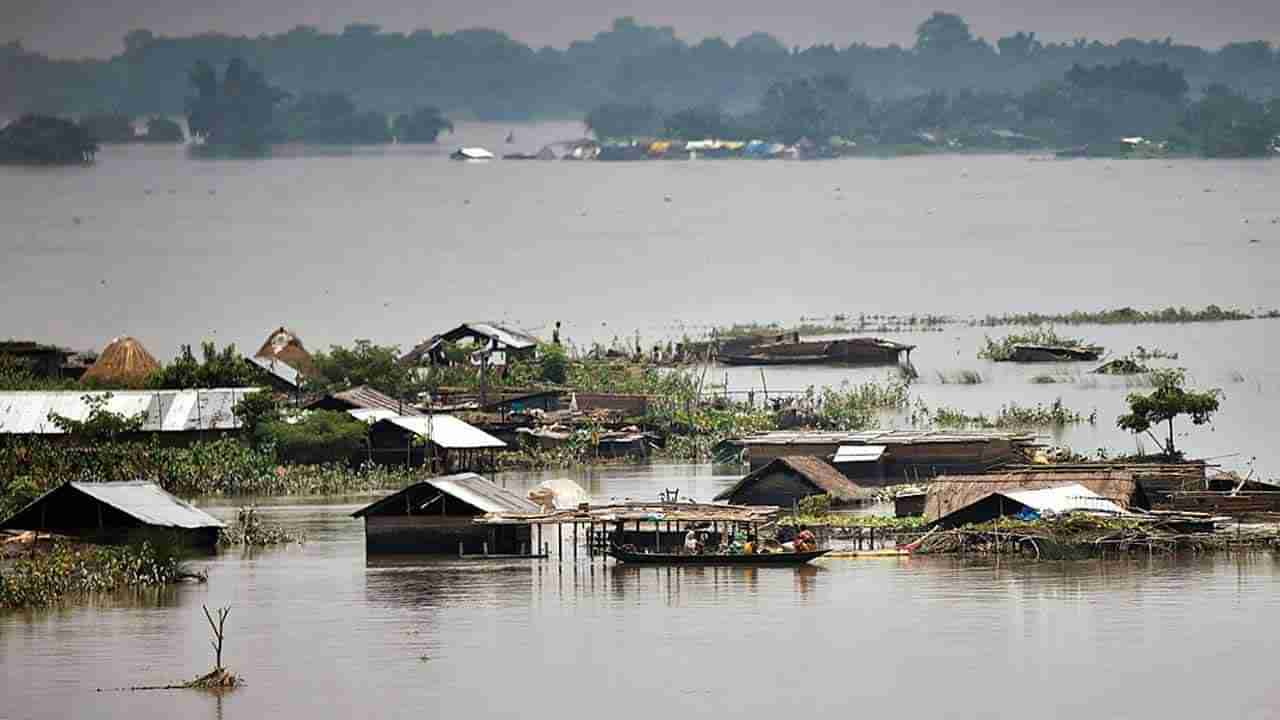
[254,326,318,377]
[81,336,160,386]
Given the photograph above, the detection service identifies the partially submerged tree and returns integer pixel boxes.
[47,392,146,442]
[1116,369,1221,457]
[393,106,453,143]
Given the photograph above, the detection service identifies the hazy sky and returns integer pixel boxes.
[6,0,1280,59]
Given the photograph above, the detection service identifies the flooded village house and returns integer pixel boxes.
[0,481,224,547]
[350,473,538,554]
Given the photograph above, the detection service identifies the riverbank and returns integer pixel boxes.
[0,534,201,609]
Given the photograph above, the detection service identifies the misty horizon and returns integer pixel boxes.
[6,2,1280,60]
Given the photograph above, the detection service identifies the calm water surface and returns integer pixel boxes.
[3,465,1280,720]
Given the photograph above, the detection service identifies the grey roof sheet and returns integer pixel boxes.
[351,473,538,517]
[62,481,223,529]
[0,389,260,434]
[248,356,301,388]
[376,414,506,449]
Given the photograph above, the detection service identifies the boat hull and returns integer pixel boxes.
[608,548,831,565]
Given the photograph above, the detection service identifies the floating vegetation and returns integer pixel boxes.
[0,539,199,609]
[931,398,1095,429]
[911,515,1280,560]
[217,507,299,547]
[1094,357,1151,375]
[1030,374,1065,384]
[936,370,983,385]
[977,327,1095,361]
[977,304,1257,326]
[1131,345,1179,360]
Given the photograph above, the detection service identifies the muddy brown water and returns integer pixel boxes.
[3,464,1280,719]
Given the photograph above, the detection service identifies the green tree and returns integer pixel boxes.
[0,115,98,165]
[148,342,261,389]
[185,58,288,151]
[309,340,423,399]
[142,116,184,142]
[1182,84,1279,157]
[585,103,664,139]
[393,106,453,143]
[915,12,977,56]
[281,92,392,144]
[232,391,280,442]
[539,343,569,384]
[259,410,368,464]
[1116,369,1221,457]
[48,393,146,442]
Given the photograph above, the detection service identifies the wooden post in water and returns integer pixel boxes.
[573,522,578,562]
[558,523,563,563]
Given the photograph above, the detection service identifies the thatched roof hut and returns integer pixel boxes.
[254,326,317,377]
[714,456,874,507]
[81,336,159,386]
[924,470,1146,523]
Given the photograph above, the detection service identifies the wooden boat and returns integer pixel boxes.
[608,547,830,565]
[718,337,914,367]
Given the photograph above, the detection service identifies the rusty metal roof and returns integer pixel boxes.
[0,389,259,434]
[307,385,422,416]
[715,456,871,503]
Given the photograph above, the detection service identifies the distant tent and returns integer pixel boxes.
[81,336,159,386]
[254,326,317,377]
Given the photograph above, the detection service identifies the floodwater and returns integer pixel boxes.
[1,122,1276,474]
[4,465,1280,720]
[4,125,1280,717]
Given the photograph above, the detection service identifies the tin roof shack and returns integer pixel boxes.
[714,456,873,507]
[717,336,914,367]
[930,483,1126,529]
[0,481,224,547]
[401,322,540,367]
[0,388,258,445]
[894,490,927,517]
[367,415,505,472]
[305,385,422,416]
[0,341,77,378]
[481,390,565,418]
[351,474,537,554]
[1007,344,1103,362]
[736,430,1039,481]
[925,470,1145,525]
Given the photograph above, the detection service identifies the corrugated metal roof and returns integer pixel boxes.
[70,481,225,528]
[348,408,400,423]
[833,445,887,463]
[248,355,302,388]
[0,389,258,434]
[317,385,422,416]
[351,473,537,517]
[376,415,506,449]
[1003,484,1124,515]
[429,474,538,513]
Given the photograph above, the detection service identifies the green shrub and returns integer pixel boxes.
[259,411,367,464]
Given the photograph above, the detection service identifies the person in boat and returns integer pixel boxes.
[684,528,703,555]
[794,525,817,553]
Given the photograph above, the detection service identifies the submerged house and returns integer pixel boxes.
[929,483,1126,529]
[366,414,506,472]
[714,456,872,507]
[0,481,224,547]
[304,385,422,416]
[350,473,538,554]
[924,470,1145,526]
[733,429,1039,480]
[0,341,79,379]
[401,322,540,367]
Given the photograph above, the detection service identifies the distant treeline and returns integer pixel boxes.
[3,14,1280,121]
[589,61,1280,156]
[977,305,1274,326]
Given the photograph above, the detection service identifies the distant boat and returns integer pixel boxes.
[608,547,831,565]
[717,336,915,367]
[451,147,495,161]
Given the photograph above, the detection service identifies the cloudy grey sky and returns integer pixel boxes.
[5,0,1280,58]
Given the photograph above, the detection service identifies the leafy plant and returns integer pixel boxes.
[1116,369,1221,457]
